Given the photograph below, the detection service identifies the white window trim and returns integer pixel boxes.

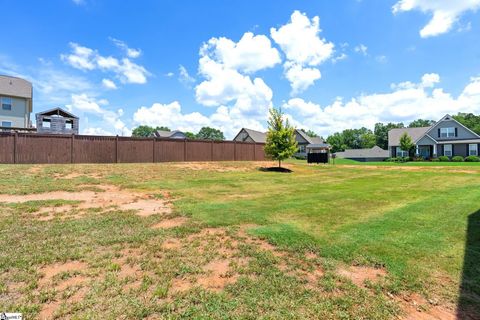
[444,144,452,157]
[396,147,408,157]
[1,97,12,111]
[440,127,455,138]
[469,144,478,156]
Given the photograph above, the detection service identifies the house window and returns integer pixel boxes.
[298,145,306,153]
[469,144,478,156]
[396,147,408,157]
[1,121,12,127]
[444,144,452,157]
[43,119,51,128]
[65,120,73,130]
[1,97,12,111]
[440,127,455,138]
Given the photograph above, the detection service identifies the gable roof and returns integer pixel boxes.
[234,128,267,143]
[336,146,389,158]
[388,126,431,146]
[426,114,480,139]
[0,74,32,99]
[154,130,185,138]
[295,129,327,144]
[36,107,78,119]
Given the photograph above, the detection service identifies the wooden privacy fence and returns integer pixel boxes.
[0,133,266,164]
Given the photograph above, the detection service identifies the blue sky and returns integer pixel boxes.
[1,0,480,138]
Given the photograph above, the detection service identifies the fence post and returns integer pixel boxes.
[234,141,236,161]
[152,137,156,163]
[13,132,18,164]
[211,140,214,161]
[184,139,187,162]
[253,142,256,161]
[115,135,119,163]
[71,134,75,164]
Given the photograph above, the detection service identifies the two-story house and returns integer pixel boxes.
[0,75,33,129]
[388,114,480,158]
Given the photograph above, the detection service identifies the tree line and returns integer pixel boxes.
[131,125,225,141]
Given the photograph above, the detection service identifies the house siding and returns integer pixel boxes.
[0,97,29,127]
[428,120,478,141]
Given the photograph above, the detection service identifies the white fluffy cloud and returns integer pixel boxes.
[61,42,149,84]
[283,74,480,137]
[110,37,142,58]
[102,78,117,90]
[271,10,334,94]
[66,93,130,136]
[178,65,195,87]
[393,0,480,37]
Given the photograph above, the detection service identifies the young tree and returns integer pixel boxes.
[196,127,225,140]
[399,132,415,157]
[264,108,298,168]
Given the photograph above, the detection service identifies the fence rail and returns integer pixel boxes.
[0,132,266,164]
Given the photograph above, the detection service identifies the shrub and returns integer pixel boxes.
[465,155,480,162]
[451,156,464,162]
[438,156,450,162]
[431,158,440,162]
[385,157,398,162]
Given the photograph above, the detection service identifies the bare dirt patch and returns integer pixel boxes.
[38,261,88,287]
[0,185,172,219]
[337,265,387,287]
[398,293,457,320]
[197,259,238,292]
[152,217,188,229]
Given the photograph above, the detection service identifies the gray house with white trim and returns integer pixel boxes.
[388,114,480,158]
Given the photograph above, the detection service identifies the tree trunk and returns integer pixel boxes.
[278,159,281,168]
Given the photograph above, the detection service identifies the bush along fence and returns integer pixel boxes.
[0,132,266,164]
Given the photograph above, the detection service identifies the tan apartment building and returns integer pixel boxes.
[0,75,33,129]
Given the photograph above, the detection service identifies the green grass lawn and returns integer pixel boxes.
[0,161,479,319]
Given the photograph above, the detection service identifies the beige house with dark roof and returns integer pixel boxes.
[0,75,33,129]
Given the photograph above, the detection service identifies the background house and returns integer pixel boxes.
[153,130,186,139]
[335,146,389,162]
[233,128,267,143]
[388,114,480,158]
[36,107,79,134]
[0,75,33,130]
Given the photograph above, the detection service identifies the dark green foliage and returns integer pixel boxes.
[452,156,465,162]
[184,132,196,139]
[465,155,480,162]
[438,156,450,162]
[303,129,319,138]
[408,119,436,128]
[132,126,170,137]
[453,113,480,135]
[196,127,225,140]
[326,127,376,153]
[374,123,404,150]
[264,108,298,168]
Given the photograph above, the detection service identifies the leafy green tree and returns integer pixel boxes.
[264,108,298,168]
[156,126,171,132]
[453,113,480,135]
[399,132,415,157]
[374,122,404,150]
[184,132,196,139]
[360,132,376,149]
[326,132,347,153]
[132,125,156,137]
[196,127,225,140]
[303,129,319,138]
[408,119,435,128]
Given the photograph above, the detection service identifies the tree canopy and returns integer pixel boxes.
[408,119,435,128]
[264,108,298,168]
[132,125,171,137]
[326,127,376,153]
[453,113,480,135]
[196,127,225,140]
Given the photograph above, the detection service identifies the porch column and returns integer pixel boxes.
[415,145,419,156]
[433,144,437,157]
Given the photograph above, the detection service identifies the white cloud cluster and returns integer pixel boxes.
[271,10,334,94]
[192,31,278,135]
[354,44,368,56]
[393,0,480,37]
[283,73,480,137]
[178,65,195,87]
[61,42,149,87]
[102,78,117,90]
[66,93,130,136]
